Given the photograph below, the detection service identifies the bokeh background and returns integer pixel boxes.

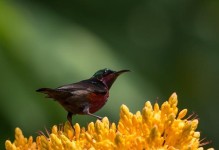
[0,0,218,149]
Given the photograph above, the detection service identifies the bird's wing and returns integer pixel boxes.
[56,80,107,94]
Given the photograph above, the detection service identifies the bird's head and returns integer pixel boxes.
[91,68,130,89]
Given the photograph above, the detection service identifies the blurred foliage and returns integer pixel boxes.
[0,0,219,149]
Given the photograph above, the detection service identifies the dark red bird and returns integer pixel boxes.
[36,68,130,126]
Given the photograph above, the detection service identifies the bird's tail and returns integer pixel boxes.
[36,88,57,98]
[36,88,53,93]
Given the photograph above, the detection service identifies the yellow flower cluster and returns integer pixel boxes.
[5,93,214,150]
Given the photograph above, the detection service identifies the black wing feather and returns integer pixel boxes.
[56,79,107,94]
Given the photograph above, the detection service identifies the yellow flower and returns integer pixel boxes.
[5,93,214,150]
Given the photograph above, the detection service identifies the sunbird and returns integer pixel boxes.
[37,68,130,126]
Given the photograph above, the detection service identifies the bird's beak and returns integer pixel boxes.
[115,70,130,75]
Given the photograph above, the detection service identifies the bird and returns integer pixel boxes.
[36,68,130,127]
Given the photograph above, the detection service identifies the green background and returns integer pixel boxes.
[0,0,218,149]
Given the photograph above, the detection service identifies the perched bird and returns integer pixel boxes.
[36,68,130,126]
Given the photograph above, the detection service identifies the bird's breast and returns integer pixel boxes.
[87,91,109,113]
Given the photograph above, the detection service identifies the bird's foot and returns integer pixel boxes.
[87,112,103,120]
[67,112,74,128]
